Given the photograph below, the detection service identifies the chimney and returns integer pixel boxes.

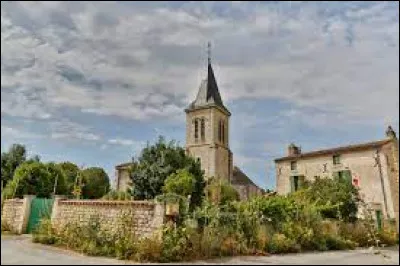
[288,143,301,156]
[386,125,397,139]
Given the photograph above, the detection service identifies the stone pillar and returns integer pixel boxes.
[20,195,35,234]
[51,195,67,226]
[150,203,165,241]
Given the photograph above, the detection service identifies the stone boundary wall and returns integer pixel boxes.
[1,196,34,234]
[51,198,165,238]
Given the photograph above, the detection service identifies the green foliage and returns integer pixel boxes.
[1,144,27,188]
[32,219,57,244]
[81,167,110,199]
[102,190,133,201]
[1,220,20,235]
[3,161,68,199]
[58,162,80,195]
[163,169,195,197]
[302,176,360,222]
[206,177,240,205]
[30,163,396,263]
[134,236,163,262]
[269,233,299,254]
[33,211,137,259]
[130,136,205,211]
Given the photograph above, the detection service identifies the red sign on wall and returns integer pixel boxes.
[352,174,360,187]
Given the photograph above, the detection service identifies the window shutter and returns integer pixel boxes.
[343,170,352,185]
[290,176,295,193]
[299,175,305,189]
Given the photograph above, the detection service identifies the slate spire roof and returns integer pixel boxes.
[186,44,229,114]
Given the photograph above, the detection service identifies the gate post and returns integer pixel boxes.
[21,195,35,234]
[51,195,67,226]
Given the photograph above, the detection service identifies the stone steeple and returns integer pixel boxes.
[185,42,233,181]
[186,43,230,115]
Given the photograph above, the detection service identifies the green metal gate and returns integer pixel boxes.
[26,198,54,234]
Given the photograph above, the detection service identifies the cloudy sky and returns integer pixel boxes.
[1,1,399,190]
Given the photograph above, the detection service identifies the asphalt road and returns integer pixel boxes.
[1,235,399,265]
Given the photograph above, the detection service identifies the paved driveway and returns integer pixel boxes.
[1,235,399,265]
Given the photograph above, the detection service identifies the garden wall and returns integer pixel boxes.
[51,198,165,238]
[1,196,34,234]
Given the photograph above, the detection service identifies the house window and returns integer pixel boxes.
[333,154,341,165]
[375,210,382,231]
[290,176,304,192]
[200,118,205,141]
[334,170,352,185]
[290,161,297,171]
[194,119,199,140]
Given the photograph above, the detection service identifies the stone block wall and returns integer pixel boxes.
[51,199,165,238]
[1,199,25,234]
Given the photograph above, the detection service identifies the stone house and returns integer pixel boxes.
[274,126,399,230]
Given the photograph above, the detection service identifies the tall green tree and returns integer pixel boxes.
[130,136,205,211]
[3,161,68,198]
[1,144,27,188]
[163,169,195,197]
[58,162,80,195]
[81,167,110,199]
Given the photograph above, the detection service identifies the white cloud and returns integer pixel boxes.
[1,2,398,157]
[48,119,101,142]
[108,138,141,147]
[1,125,42,139]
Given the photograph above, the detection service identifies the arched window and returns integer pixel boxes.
[222,122,225,144]
[218,120,222,142]
[201,118,205,141]
[194,119,199,140]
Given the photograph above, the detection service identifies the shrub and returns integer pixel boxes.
[338,221,381,247]
[32,218,57,244]
[163,169,195,197]
[102,190,133,201]
[206,177,240,206]
[1,220,19,235]
[325,235,356,250]
[302,177,360,222]
[377,226,398,246]
[135,236,163,262]
[220,236,240,256]
[269,233,299,254]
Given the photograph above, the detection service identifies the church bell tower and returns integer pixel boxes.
[185,43,233,181]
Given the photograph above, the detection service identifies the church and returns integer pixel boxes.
[114,45,264,200]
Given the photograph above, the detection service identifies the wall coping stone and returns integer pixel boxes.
[58,200,156,206]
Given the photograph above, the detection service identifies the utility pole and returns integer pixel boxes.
[375,149,389,219]
[73,164,85,200]
[52,173,58,197]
